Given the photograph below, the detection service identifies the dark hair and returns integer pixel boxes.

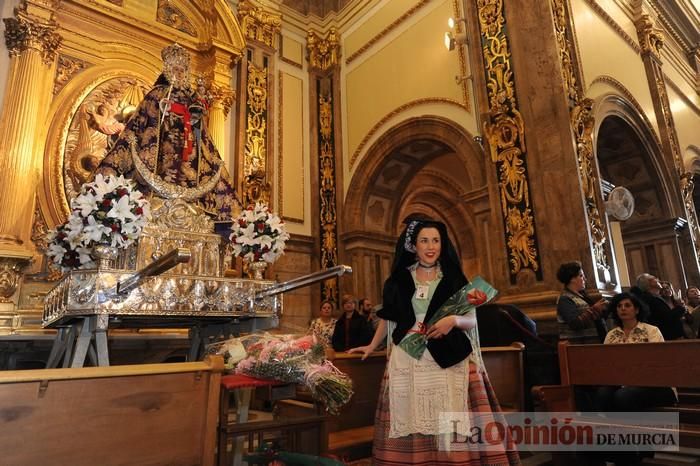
[391,219,466,284]
[358,298,370,308]
[556,261,582,285]
[609,292,649,327]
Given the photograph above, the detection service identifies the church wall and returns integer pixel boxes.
[572,0,700,169]
[277,67,311,236]
[340,0,476,195]
[570,0,658,134]
[668,85,700,160]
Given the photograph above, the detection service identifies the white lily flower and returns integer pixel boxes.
[83,215,110,243]
[107,195,136,223]
[72,192,97,217]
[47,242,66,263]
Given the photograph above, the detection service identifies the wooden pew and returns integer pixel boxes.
[0,355,223,466]
[299,344,525,460]
[482,342,525,412]
[532,340,700,452]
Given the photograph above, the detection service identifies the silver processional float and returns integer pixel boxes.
[42,44,352,368]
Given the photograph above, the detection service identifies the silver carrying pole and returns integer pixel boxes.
[115,248,192,295]
[254,264,352,300]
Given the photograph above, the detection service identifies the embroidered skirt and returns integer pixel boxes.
[372,361,521,466]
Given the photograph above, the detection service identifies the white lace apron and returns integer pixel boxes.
[387,268,479,438]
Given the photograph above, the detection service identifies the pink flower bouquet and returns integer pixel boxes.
[208,333,353,415]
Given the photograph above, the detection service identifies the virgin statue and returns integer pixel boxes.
[95,43,241,226]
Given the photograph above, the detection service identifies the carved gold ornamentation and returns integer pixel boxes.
[156,0,196,37]
[306,28,340,72]
[477,0,542,282]
[30,202,49,253]
[571,99,608,267]
[550,0,610,273]
[244,62,268,180]
[53,54,89,95]
[238,0,282,49]
[551,0,579,104]
[243,169,271,207]
[62,76,150,201]
[0,257,31,303]
[635,14,664,61]
[319,90,338,303]
[210,83,236,117]
[3,10,61,65]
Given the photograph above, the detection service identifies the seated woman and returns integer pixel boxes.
[308,301,337,348]
[597,292,677,411]
[556,261,609,343]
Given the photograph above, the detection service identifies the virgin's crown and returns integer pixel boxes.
[161,43,190,71]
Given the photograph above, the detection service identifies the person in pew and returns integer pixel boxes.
[308,300,338,348]
[358,297,379,330]
[348,218,520,466]
[331,294,373,352]
[556,261,610,344]
[686,286,700,337]
[596,292,678,466]
[630,274,686,340]
[597,292,677,410]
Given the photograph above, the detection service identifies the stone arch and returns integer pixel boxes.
[592,89,691,288]
[341,116,491,302]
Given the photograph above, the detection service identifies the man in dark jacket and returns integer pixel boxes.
[332,294,373,352]
[630,273,686,340]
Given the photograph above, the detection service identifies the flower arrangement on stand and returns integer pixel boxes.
[229,202,289,279]
[45,174,151,271]
[208,333,353,415]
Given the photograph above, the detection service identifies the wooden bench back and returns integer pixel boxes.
[482,342,525,411]
[558,340,700,387]
[330,351,386,432]
[0,356,223,466]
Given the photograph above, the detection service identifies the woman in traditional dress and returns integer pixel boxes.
[308,300,337,348]
[349,219,520,465]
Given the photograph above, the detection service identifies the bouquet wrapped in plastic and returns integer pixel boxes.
[398,276,498,360]
[207,333,353,415]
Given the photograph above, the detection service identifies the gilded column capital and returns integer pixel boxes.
[210,83,236,117]
[3,8,61,65]
[238,0,282,49]
[306,28,341,72]
[635,15,664,61]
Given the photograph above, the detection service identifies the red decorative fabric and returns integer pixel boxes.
[220,374,285,390]
[168,101,192,161]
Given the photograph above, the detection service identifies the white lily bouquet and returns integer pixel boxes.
[229,202,289,264]
[46,174,151,271]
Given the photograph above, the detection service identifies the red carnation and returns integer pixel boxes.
[134,207,143,215]
[102,199,112,207]
[467,289,488,306]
